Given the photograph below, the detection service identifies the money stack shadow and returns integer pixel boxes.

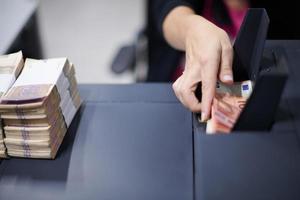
[56,104,84,157]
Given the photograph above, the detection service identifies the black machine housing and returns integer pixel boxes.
[196,8,289,132]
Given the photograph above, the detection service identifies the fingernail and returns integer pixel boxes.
[223,75,233,82]
[201,112,207,122]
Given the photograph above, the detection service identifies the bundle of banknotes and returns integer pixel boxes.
[0,52,81,159]
[205,80,253,134]
[0,51,24,157]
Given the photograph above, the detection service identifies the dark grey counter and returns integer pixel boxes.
[0,84,193,200]
[0,41,300,200]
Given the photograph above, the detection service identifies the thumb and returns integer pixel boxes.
[219,43,233,83]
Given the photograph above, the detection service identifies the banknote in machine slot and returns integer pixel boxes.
[195,8,289,133]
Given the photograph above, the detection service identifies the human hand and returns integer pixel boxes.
[172,15,233,121]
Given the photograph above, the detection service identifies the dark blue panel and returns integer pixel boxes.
[194,131,300,200]
[79,84,178,103]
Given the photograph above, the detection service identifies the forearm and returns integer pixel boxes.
[165,5,234,118]
[163,6,209,51]
[163,6,195,50]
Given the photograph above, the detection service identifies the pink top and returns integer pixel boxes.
[202,0,248,39]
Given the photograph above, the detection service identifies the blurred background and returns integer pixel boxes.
[1,0,299,84]
[38,0,144,83]
[1,0,145,83]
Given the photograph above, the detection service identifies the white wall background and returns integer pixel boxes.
[38,0,145,83]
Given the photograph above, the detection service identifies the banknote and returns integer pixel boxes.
[205,80,253,134]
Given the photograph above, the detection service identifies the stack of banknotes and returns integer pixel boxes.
[0,51,24,157]
[0,53,81,159]
[206,80,253,134]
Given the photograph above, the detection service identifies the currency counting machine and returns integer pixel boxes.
[194,8,300,200]
[0,8,300,200]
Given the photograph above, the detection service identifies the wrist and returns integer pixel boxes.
[183,15,208,49]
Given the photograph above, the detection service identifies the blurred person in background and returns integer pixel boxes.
[147,0,299,121]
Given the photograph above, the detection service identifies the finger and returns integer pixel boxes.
[174,72,202,112]
[172,75,184,104]
[201,62,218,121]
[219,42,233,84]
[181,88,202,112]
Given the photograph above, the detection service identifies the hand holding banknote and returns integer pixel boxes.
[167,9,234,121]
